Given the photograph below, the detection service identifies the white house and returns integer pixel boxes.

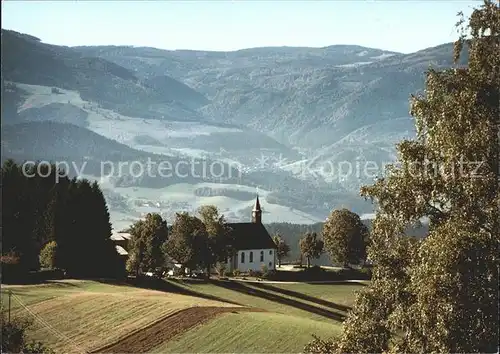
[225,196,277,273]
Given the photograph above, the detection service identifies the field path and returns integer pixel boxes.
[91,306,265,353]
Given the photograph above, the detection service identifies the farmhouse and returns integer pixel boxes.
[225,196,277,273]
[110,231,131,253]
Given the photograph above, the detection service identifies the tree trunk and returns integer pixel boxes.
[278,257,281,267]
[307,257,310,268]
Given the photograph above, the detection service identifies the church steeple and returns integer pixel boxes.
[252,195,262,224]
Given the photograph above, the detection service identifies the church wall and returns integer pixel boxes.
[234,248,276,272]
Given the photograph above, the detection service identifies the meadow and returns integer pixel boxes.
[1,278,365,353]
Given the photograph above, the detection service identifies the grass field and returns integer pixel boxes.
[1,279,364,353]
[0,280,234,353]
[155,311,341,353]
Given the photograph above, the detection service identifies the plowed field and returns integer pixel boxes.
[92,306,265,353]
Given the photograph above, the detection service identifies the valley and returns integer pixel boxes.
[1,28,462,228]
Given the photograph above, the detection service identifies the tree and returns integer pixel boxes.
[299,232,323,268]
[197,205,234,277]
[126,213,168,276]
[305,2,499,353]
[166,212,208,273]
[322,209,369,267]
[39,241,58,269]
[0,160,124,279]
[273,233,290,267]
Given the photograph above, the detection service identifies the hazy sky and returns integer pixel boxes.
[2,0,480,53]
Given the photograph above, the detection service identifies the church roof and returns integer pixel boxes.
[227,222,276,250]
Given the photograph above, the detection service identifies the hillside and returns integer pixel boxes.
[2,121,353,228]
[76,41,467,149]
[74,39,468,194]
[2,279,358,353]
[1,28,466,225]
[1,29,208,121]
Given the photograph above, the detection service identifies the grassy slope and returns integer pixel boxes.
[0,280,233,353]
[155,312,340,353]
[151,280,364,353]
[1,279,363,353]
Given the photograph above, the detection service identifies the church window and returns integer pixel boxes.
[260,251,264,262]
[249,252,253,262]
[241,252,245,263]
[269,250,273,255]
[269,262,272,267]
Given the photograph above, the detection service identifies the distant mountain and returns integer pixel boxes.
[76,41,467,150]
[1,28,467,226]
[1,29,208,122]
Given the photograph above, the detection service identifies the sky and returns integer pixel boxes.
[1,0,481,54]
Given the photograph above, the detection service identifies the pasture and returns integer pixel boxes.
[1,278,365,353]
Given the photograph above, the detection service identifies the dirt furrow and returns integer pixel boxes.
[91,306,265,353]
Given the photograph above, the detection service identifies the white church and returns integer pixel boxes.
[225,196,277,273]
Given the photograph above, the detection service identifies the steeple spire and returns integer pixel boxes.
[252,195,262,223]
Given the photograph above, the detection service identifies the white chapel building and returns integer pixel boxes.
[226,196,277,273]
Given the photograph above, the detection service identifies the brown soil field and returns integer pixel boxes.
[91,306,266,353]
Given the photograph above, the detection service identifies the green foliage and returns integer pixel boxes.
[1,314,54,354]
[272,233,291,267]
[39,241,58,269]
[306,2,499,352]
[322,209,369,267]
[214,262,227,277]
[166,212,208,271]
[126,213,168,276]
[303,334,338,354]
[197,205,234,275]
[299,232,324,268]
[1,160,125,279]
[261,264,269,275]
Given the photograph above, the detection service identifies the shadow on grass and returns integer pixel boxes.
[303,281,368,286]
[212,280,346,322]
[95,277,243,306]
[251,282,352,312]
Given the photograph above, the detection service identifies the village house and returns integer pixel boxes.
[225,196,277,273]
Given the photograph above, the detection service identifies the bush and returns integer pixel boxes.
[232,269,241,277]
[39,241,58,270]
[1,252,26,283]
[358,266,372,278]
[247,269,262,277]
[304,265,324,273]
[1,314,54,353]
[214,262,227,277]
